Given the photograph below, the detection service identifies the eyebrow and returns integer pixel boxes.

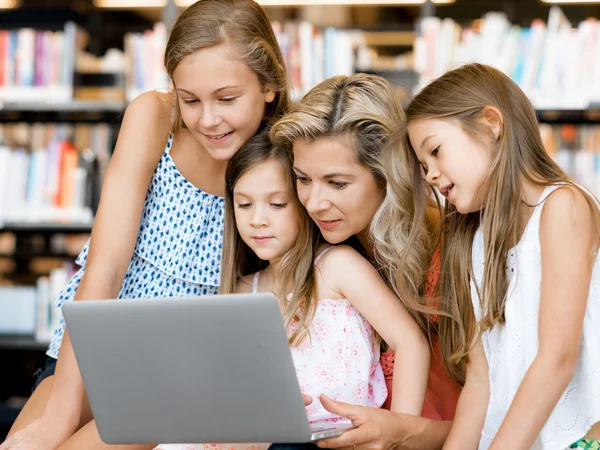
[420,134,435,151]
[176,85,242,96]
[293,167,356,180]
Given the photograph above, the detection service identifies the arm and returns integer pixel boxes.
[317,395,452,450]
[3,91,173,449]
[488,187,595,450]
[322,246,430,416]
[442,340,489,450]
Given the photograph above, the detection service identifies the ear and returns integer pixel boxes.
[264,86,276,104]
[481,106,503,141]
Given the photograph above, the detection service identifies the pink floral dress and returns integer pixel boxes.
[155,247,387,450]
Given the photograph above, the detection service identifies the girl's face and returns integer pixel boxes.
[292,137,384,245]
[233,159,300,265]
[409,118,492,214]
[172,42,276,162]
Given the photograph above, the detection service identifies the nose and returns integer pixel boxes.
[250,205,268,228]
[304,184,332,215]
[200,103,222,129]
[425,166,440,186]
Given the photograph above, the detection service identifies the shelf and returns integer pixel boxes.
[0,335,49,352]
[0,100,126,123]
[0,222,93,234]
[536,107,600,124]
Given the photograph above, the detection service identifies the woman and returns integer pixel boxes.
[270,74,461,450]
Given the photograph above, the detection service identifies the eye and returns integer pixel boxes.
[330,181,347,189]
[271,203,287,209]
[295,175,310,185]
[431,146,439,157]
[236,203,251,209]
[220,97,237,104]
[182,99,199,105]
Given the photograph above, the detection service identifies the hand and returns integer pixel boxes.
[0,418,64,450]
[303,394,313,406]
[315,394,421,450]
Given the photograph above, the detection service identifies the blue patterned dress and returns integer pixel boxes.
[47,134,225,359]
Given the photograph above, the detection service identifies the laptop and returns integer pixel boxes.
[62,294,354,445]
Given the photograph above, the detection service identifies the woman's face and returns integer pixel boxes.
[292,136,384,245]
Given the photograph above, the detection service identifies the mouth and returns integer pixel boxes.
[252,236,273,243]
[316,219,341,231]
[439,184,454,198]
[204,131,233,142]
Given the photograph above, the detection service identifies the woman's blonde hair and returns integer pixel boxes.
[402,63,600,384]
[221,123,320,346]
[271,73,435,336]
[164,0,290,131]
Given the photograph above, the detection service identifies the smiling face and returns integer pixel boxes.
[408,118,492,214]
[233,158,300,265]
[172,42,276,162]
[292,136,384,245]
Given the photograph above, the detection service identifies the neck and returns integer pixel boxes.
[262,259,281,294]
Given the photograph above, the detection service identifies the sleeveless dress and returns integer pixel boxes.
[155,247,387,450]
[471,184,600,450]
[47,133,225,359]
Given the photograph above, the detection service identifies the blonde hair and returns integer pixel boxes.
[271,73,435,336]
[221,124,320,346]
[164,0,290,131]
[402,63,600,384]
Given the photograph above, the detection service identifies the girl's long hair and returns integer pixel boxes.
[220,124,320,346]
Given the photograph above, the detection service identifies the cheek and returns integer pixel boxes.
[295,183,309,207]
[180,107,198,129]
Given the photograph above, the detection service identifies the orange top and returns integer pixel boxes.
[380,245,462,420]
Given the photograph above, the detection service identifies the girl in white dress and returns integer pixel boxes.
[402,63,600,450]
[156,123,430,450]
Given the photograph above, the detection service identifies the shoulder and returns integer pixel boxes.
[122,91,173,134]
[540,184,597,249]
[315,245,376,276]
[541,185,596,227]
[112,91,173,164]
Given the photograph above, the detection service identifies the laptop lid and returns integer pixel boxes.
[62,294,314,444]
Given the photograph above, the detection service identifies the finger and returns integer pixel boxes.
[319,394,361,421]
[316,424,378,449]
[302,394,313,406]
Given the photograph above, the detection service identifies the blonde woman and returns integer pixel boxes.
[269,74,462,450]
[2,1,289,449]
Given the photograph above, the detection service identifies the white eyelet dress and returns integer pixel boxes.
[471,185,600,450]
[47,133,225,359]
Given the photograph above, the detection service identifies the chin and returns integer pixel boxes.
[320,230,349,245]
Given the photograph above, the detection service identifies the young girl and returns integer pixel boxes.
[155,125,430,450]
[2,1,289,449]
[402,63,600,450]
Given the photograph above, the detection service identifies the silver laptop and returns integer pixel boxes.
[62,294,354,445]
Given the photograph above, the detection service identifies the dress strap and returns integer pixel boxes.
[252,272,260,294]
[165,132,174,155]
[314,246,334,265]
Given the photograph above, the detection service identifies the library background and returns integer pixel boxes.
[0,0,599,440]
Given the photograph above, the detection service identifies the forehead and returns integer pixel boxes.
[172,42,260,91]
[234,159,289,193]
[292,136,360,171]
